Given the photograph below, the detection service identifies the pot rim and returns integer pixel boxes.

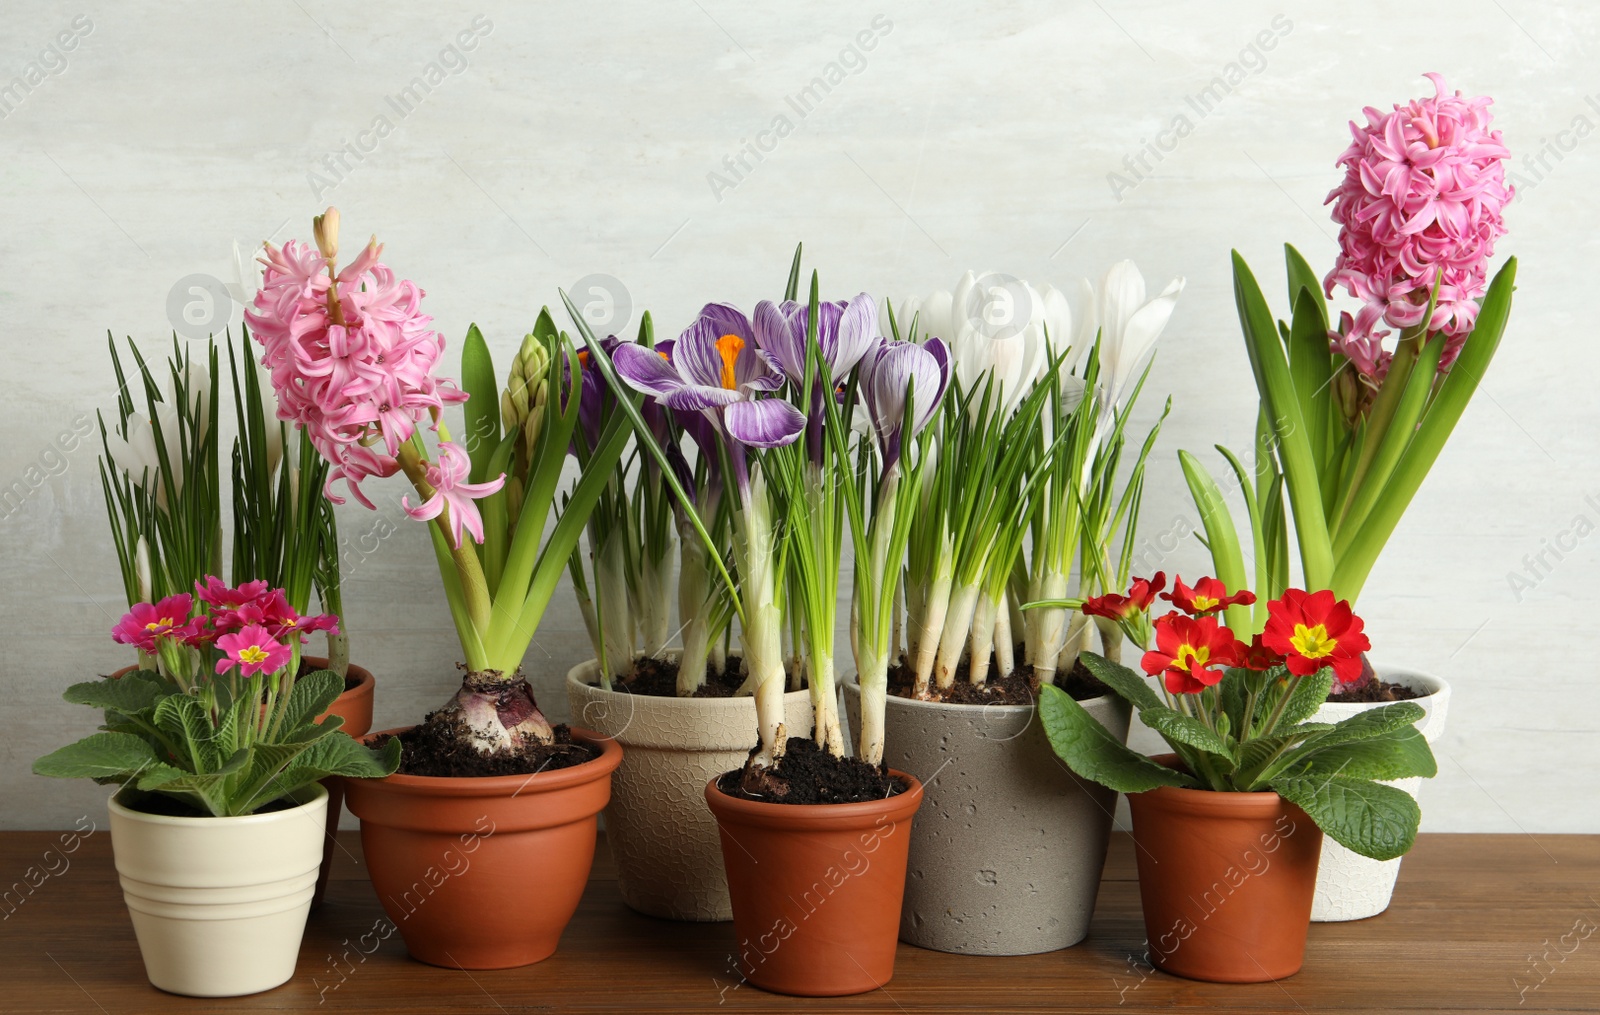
[565,661,811,710]
[302,655,377,700]
[109,781,327,826]
[358,726,622,796]
[840,678,1117,713]
[1129,754,1294,816]
[703,769,924,829]
[1326,665,1449,704]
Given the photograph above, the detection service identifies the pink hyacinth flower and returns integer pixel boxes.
[1323,73,1513,377]
[215,623,292,678]
[401,442,506,548]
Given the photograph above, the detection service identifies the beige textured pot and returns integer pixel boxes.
[1310,667,1449,921]
[845,681,1130,954]
[108,783,327,997]
[565,659,814,921]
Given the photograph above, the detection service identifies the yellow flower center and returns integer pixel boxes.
[145,617,173,631]
[1191,595,1218,612]
[716,333,744,389]
[1290,623,1336,659]
[1174,644,1210,672]
[238,645,270,664]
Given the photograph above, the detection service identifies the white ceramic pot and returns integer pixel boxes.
[565,659,814,921]
[843,681,1131,954]
[1309,667,1450,922]
[108,784,327,996]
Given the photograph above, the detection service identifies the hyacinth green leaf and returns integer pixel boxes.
[1332,258,1516,602]
[1178,450,1251,635]
[1077,652,1163,714]
[33,732,161,781]
[460,324,501,485]
[1040,685,1196,793]
[1270,775,1421,861]
[1232,251,1334,591]
[1287,288,1334,483]
[1284,244,1329,331]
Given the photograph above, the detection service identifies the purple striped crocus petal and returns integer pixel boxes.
[697,303,753,345]
[612,342,684,399]
[725,397,806,448]
[674,313,735,390]
[833,293,879,377]
[739,346,787,391]
[662,384,742,412]
[869,338,950,442]
[753,300,805,384]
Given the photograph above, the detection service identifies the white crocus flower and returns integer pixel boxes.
[104,404,185,509]
[1085,260,1184,434]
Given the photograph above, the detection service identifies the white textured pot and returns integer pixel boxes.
[565,659,814,921]
[1309,667,1450,922]
[108,783,327,996]
[843,680,1131,954]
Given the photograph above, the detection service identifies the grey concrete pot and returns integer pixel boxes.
[843,681,1131,954]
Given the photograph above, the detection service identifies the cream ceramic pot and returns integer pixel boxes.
[565,659,814,921]
[108,784,327,996]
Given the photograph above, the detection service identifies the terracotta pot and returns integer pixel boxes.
[843,682,1129,954]
[1310,667,1449,921]
[1126,757,1322,983]
[308,657,376,907]
[109,783,327,996]
[342,727,621,969]
[565,659,814,921]
[704,770,924,997]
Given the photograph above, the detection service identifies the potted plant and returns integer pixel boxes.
[590,268,928,997]
[244,209,630,970]
[1035,577,1437,982]
[98,293,374,904]
[560,279,812,922]
[32,581,398,997]
[844,262,1179,955]
[1201,72,1514,920]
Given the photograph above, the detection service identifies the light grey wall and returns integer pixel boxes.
[1,1,1590,831]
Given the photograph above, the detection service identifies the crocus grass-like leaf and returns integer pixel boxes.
[1139,705,1233,761]
[1280,726,1437,784]
[63,672,165,715]
[1232,251,1334,591]
[1270,774,1421,861]
[1078,652,1164,714]
[1268,668,1336,734]
[460,323,501,486]
[1040,684,1196,793]
[33,732,161,781]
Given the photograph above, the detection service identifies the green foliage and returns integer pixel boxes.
[1041,652,1436,860]
[34,667,398,817]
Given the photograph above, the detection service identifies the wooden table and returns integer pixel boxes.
[2,829,1594,1012]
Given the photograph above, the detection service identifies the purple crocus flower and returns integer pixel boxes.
[613,303,805,495]
[753,293,878,464]
[861,336,950,471]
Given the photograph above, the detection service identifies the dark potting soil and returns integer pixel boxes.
[886,647,1110,705]
[717,736,907,805]
[595,654,749,698]
[1328,677,1422,703]
[123,793,299,819]
[377,721,599,779]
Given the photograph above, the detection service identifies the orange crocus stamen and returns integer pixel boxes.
[715,333,744,389]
